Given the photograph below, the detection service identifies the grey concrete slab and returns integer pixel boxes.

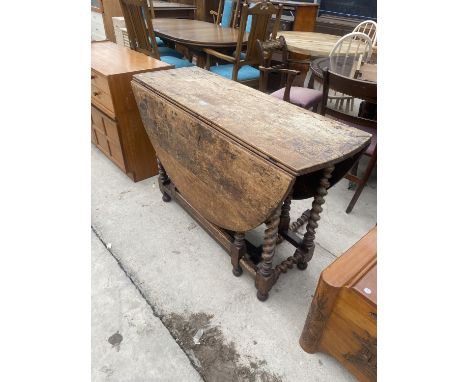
[91,230,203,382]
[92,144,376,382]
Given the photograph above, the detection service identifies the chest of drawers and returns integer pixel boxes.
[91,41,173,181]
[300,226,377,382]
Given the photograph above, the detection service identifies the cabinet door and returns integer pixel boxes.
[91,106,125,171]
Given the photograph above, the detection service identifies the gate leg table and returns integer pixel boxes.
[131,67,371,300]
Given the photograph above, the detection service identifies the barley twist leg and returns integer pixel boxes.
[255,207,281,301]
[295,167,334,270]
[157,158,171,202]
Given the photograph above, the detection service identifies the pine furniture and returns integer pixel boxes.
[300,226,377,382]
[131,67,371,300]
[91,41,172,181]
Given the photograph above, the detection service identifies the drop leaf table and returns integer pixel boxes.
[131,67,371,300]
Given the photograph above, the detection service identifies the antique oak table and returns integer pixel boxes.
[152,18,247,48]
[131,67,371,301]
[152,18,247,66]
[277,31,342,57]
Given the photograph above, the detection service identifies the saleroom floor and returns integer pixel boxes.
[91,144,377,382]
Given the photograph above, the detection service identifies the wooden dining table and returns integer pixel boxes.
[152,18,248,66]
[277,31,342,57]
[309,57,377,84]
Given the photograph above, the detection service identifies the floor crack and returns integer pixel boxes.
[91,225,207,382]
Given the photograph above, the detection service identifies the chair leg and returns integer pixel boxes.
[346,152,377,213]
[348,160,359,190]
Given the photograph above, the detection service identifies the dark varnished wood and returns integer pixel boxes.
[152,18,246,47]
[131,66,371,299]
[258,0,319,32]
[91,41,172,181]
[320,68,377,213]
[300,226,377,382]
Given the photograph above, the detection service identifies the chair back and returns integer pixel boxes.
[353,20,377,48]
[256,35,288,68]
[256,36,289,92]
[212,0,241,27]
[320,68,377,129]
[119,0,160,59]
[329,32,373,79]
[235,1,282,64]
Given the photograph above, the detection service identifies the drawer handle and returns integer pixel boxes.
[93,91,100,97]
[91,75,96,79]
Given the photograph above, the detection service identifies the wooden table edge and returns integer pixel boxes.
[132,74,371,176]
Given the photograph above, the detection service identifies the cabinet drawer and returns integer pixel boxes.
[91,69,110,94]
[91,106,125,170]
[92,84,114,116]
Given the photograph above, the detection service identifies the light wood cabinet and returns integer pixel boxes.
[91,41,173,181]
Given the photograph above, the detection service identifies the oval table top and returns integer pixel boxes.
[311,57,377,83]
[152,19,248,48]
[277,31,342,56]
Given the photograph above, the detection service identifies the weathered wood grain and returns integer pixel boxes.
[132,81,295,232]
[278,31,342,56]
[132,67,371,176]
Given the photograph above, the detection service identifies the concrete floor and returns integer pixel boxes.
[91,144,376,382]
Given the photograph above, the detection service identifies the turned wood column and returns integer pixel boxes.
[157,158,171,202]
[255,207,281,301]
[231,232,246,277]
[295,166,334,270]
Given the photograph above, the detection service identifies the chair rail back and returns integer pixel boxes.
[329,32,373,79]
[119,0,160,59]
[353,20,377,48]
[321,68,377,129]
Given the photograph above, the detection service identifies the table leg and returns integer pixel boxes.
[195,52,207,68]
[294,166,334,269]
[255,207,281,301]
[279,193,292,232]
[157,158,171,202]
[231,232,246,277]
[303,67,313,88]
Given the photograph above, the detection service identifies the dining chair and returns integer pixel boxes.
[257,36,322,111]
[204,1,282,87]
[328,31,373,112]
[321,68,377,213]
[211,0,241,28]
[119,0,194,68]
[353,20,377,48]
